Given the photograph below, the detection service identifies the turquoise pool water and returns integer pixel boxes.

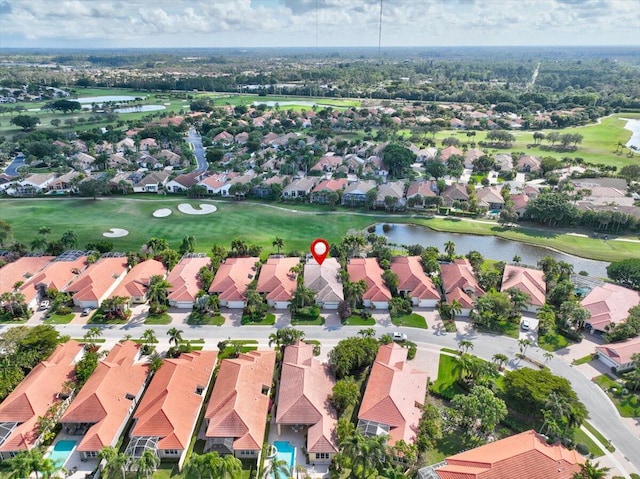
[49,440,77,466]
[273,440,295,478]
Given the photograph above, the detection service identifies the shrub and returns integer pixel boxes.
[56,306,72,315]
[382,223,391,232]
[575,443,589,456]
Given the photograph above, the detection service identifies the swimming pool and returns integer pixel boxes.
[48,440,77,467]
[273,440,295,478]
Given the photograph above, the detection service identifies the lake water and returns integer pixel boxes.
[623,118,640,149]
[114,105,166,113]
[375,223,609,277]
[75,95,143,103]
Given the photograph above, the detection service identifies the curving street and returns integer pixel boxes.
[7,310,639,476]
[186,127,208,172]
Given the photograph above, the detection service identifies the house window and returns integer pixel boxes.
[316,453,329,460]
[261,385,270,396]
[240,450,256,456]
[164,450,180,456]
[85,451,98,458]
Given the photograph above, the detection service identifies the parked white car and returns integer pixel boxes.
[392,331,407,342]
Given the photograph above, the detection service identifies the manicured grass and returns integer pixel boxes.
[343,315,376,326]
[43,312,74,324]
[291,316,325,326]
[572,354,595,366]
[187,310,225,326]
[151,464,176,479]
[71,338,106,343]
[583,421,615,453]
[87,310,127,324]
[430,354,465,399]
[593,375,640,417]
[0,318,28,324]
[144,313,172,325]
[571,427,605,458]
[441,347,458,355]
[476,320,520,339]
[391,312,428,329]
[241,313,276,326]
[538,330,574,352]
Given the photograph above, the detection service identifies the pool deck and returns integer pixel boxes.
[267,420,329,479]
[48,432,99,478]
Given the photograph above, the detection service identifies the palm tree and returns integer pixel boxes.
[83,326,102,347]
[146,275,172,305]
[439,299,462,322]
[344,279,367,309]
[492,353,508,370]
[512,255,522,264]
[7,448,55,479]
[149,353,164,373]
[543,351,554,364]
[262,457,291,479]
[218,455,242,479]
[444,240,456,260]
[272,237,284,255]
[294,464,308,479]
[30,236,48,252]
[141,329,158,347]
[518,338,533,357]
[382,465,408,479]
[38,226,51,238]
[60,229,78,249]
[458,339,474,354]
[572,460,610,479]
[167,327,183,348]
[99,447,130,479]
[134,449,159,479]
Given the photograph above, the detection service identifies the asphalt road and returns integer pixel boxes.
[20,320,637,474]
[3,154,25,177]
[186,128,208,172]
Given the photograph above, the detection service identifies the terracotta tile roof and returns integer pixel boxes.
[276,342,338,454]
[304,258,344,305]
[511,193,530,211]
[61,341,149,452]
[0,341,84,452]
[406,181,437,198]
[0,256,54,302]
[170,171,201,188]
[501,265,546,307]
[596,337,640,367]
[440,146,464,161]
[131,351,217,450]
[435,430,584,479]
[347,258,392,302]
[390,256,439,301]
[257,257,299,302]
[312,178,348,193]
[199,173,228,190]
[24,255,88,304]
[167,257,211,303]
[442,184,469,202]
[209,257,260,302]
[67,257,128,303]
[358,343,427,446]
[441,259,484,309]
[581,283,640,331]
[205,351,276,451]
[476,187,504,207]
[111,259,167,300]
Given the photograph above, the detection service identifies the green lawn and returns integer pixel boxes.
[391,312,428,329]
[583,421,615,453]
[291,316,325,326]
[187,310,225,326]
[571,427,605,458]
[538,330,574,352]
[572,354,595,366]
[343,315,376,326]
[475,320,520,339]
[144,313,172,325]
[430,353,465,399]
[43,312,74,324]
[241,313,276,326]
[593,375,640,417]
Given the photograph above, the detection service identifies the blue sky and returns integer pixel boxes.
[0,0,638,49]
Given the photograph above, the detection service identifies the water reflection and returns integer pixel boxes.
[375,223,609,277]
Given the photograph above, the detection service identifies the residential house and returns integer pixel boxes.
[213,131,235,146]
[424,430,583,479]
[276,342,338,464]
[463,148,485,169]
[108,153,130,170]
[511,193,530,218]
[157,149,183,167]
[0,256,54,309]
[166,171,204,193]
[406,180,438,204]
[139,138,158,151]
[137,153,163,170]
[282,177,317,199]
[0,341,84,459]
[310,179,348,204]
[476,186,505,211]
[416,147,438,163]
[235,132,249,145]
[257,257,299,309]
[357,343,427,446]
[366,156,388,178]
[128,351,218,469]
[47,171,81,193]
[494,153,513,171]
[440,184,469,208]
[595,337,640,373]
[132,171,170,193]
[391,256,439,307]
[574,186,634,208]
[375,181,406,210]
[73,152,96,171]
[110,259,167,305]
[580,283,640,335]
[304,258,344,310]
[517,155,542,173]
[20,252,88,308]
[11,173,57,196]
[439,146,464,162]
[204,351,276,460]
[252,176,288,199]
[66,256,128,309]
[167,256,212,309]
[209,257,260,309]
[311,155,343,173]
[440,259,485,316]
[342,180,377,207]
[199,174,229,195]
[501,265,546,312]
[116,138,136,153]
[60,341,149,460]
[347,258,391,309]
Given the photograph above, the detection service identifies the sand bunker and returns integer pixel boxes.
[153,208,172,218]
[103,228,129,238]
[178,203,217,215]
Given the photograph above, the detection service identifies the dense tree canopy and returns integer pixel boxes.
[382,143,416,178]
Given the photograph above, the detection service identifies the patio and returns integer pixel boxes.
[47,431,99,479]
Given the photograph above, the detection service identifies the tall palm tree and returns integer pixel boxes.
[38,226,51,238]
[218,454,242,479]
[262,457,291,479]
[149,353,164,373]
[30,236,48,252]
[344,280,367,309]
[444,240,456,260]
[272,237,284,255]
[99,447,130,479]
[572,460,610,479]
[518,338,533,357]
[167,328,183,348]
[83,326,102,347]
[492,353,508,369]
[146,275,172,305]
[458,339,474,354]
[134,449,159,479]
[141,329,158,347]
[60,229,78,249]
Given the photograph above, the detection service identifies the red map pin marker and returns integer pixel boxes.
[310,238,329,265]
